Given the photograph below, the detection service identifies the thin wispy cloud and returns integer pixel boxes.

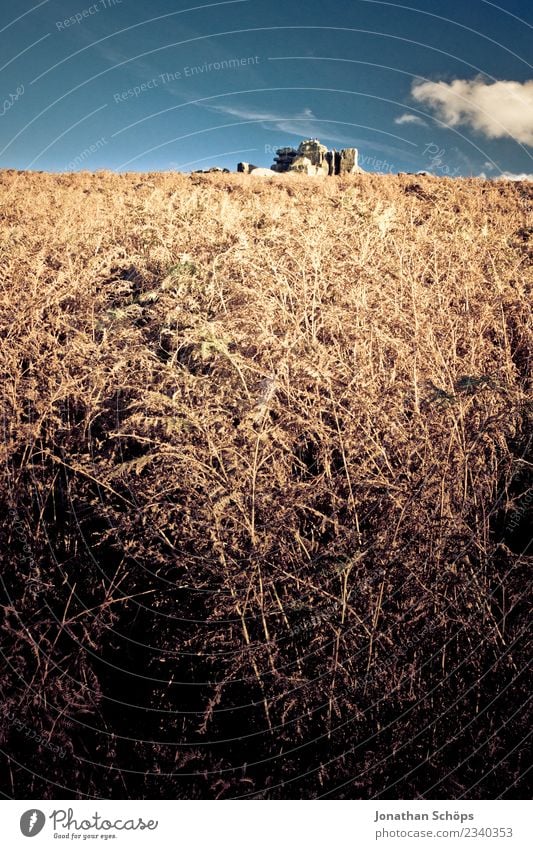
[411,77,533,145]
[203,103,356,145]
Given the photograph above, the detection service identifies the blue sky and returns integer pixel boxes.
[0,0,532,175]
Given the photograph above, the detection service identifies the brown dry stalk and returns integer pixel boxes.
[1,169,531,799]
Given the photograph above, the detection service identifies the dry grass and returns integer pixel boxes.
[0,169,531,799]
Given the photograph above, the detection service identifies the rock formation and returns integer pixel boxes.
[193,166,230,174]
[272,147,298,171]
[238,139,360,176]
[338,147,358,174]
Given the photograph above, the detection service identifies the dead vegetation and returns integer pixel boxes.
[0,169,531,799]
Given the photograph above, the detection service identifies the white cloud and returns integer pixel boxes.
[394,113,427,126]
[495,172,533,181]
[411,78,533,145]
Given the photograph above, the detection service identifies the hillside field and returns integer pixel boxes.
[0,169,531,799]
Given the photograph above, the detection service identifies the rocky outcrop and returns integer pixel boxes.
[270,139,331,176]
[239,139,360,177]
[287,155,329,176]
[297,139,329,167]
[272,147,298,172]
[338,148,358,174]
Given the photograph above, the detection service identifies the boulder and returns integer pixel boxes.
[287,156,329,176]
[272,147,297,172]
[194,166,230,173]
[249,167,276,177]
[288,155,314,174]
[338,148,359,174]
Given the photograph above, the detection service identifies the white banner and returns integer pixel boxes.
[2,799,531,848]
